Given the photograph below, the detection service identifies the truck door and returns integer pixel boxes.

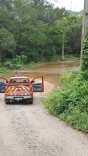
[31,76,44,92]
[0,77,7,93]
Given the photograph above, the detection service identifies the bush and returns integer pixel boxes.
[43,72,88,133]
[0,67,10,74]
[59,70,79,87]
[12,55,27,64]
[12,63,22,69]
[4,61,13,69]
[3,54,27,69]
[43,36,88,133]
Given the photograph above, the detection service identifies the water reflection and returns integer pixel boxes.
[4,60,80,85]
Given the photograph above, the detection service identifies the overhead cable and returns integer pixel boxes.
[70,0,73,11]
[74,0,78,12]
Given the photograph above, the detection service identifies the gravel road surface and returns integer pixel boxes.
[0,81,88,156]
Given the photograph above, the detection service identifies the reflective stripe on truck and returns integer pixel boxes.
[6,85,31,96]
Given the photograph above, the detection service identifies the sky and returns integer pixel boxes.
[49,0,84,12]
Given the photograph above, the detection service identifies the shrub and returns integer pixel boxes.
[43,36,88,133]
[12,63,22,69]
[59,70,79,87]
[4,61,13,69]
[3,54,27,69]
[0,67,10,74]
[43,72,88,133]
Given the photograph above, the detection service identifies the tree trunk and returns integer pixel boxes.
[62,32,64,60]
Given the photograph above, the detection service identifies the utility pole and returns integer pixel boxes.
[62,30,65,60]
[81,0,88,62]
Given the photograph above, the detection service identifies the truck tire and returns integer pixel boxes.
[30,98,33,104]
[5,99,10,104]
[26,98,33,104]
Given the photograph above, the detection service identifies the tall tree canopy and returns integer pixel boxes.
[0,0,83,64]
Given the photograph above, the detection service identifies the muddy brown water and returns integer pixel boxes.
[2,60,80,85]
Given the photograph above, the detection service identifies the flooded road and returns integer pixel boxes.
[5,60,80,85]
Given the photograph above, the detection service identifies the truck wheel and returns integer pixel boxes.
[5,99,10,104]
[26,98,33,104]
[30,98,33,104]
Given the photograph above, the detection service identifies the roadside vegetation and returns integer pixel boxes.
[0,67,10,75]
[0,0,82,65]
[43,37,88,133]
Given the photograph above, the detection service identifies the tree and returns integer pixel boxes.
[0,28,16,61]
[0,0,83,63]
[57,14,83,60]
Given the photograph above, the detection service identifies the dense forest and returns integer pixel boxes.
[0,0,83,68]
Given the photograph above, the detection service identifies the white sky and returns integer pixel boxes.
[49,0,84,12]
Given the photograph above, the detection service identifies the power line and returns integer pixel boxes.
[74,0,78,12]
[70,0,73,11]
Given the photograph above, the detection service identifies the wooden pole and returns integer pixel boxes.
[80,0,88,63]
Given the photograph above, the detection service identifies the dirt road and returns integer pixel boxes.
[0,81,88,156]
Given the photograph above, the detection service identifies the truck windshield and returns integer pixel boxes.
[10,78,29,83]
